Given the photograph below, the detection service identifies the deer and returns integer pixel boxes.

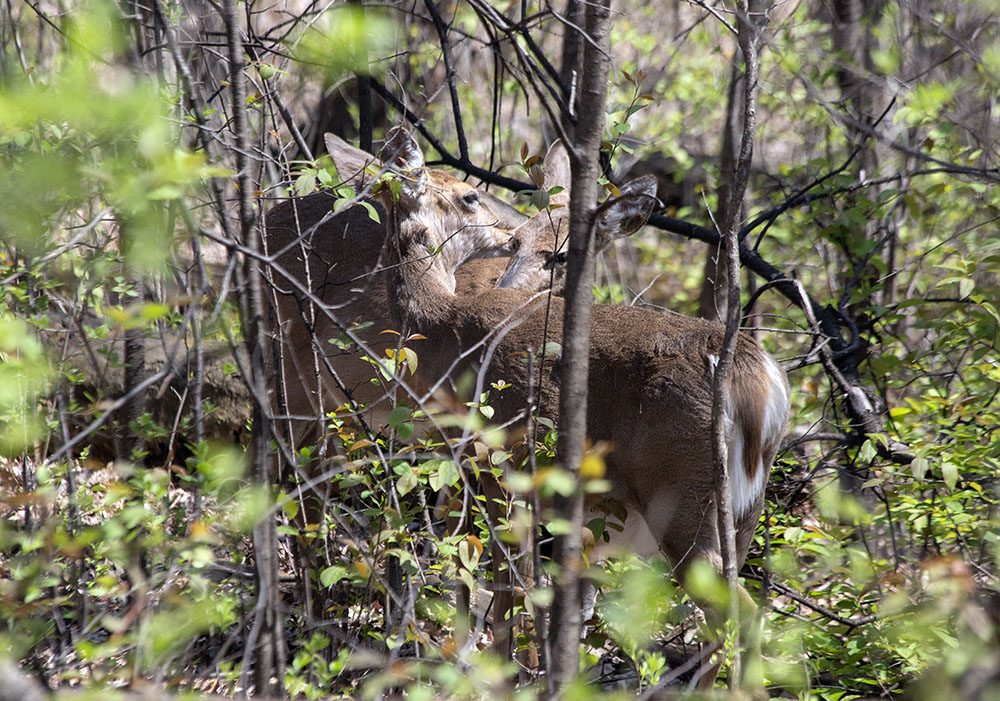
[264,132,654,631]
[370,128,790,684]
[265,133,639,444]
[262,132,534,625]
[266,134,653,485]
[263,135,527,453]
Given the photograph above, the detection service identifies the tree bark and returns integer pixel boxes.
[698,63,744,322]
[121,218,147,463]
[710,0,764,689]
[349,0,373,154]
[220,1,286,695]
[558,0,584,140]
[548,0,612,690]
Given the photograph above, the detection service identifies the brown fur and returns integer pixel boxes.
[391,228,784,574]
[263,159,526,447]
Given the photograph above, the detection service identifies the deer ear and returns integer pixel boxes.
[380,128,424,173]
[379,128,426,200]
[617,174,659,201]
[594,175,659,248]
[325,133,380,190]
[542,140,571,202]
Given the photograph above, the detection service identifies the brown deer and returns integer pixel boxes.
[263,135,527,451]
[264,132,648,631]
[263,135,531,626]
[373,128,790,682]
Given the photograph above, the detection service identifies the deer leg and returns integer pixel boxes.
[677,532,764,691]
[689,580,761,691]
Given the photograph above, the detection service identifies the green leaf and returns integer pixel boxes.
[529,189,550,210]
[139,302,170,321]
[545,518,573,535]
[146,185,182,200]
[294,173,315,197]
[360,200,380,223]
[490,450,511,465]
[428,460,459,492]
[387,406,412,430]
[504,472,532,493]
[396,467,418,497]
[959,277,974,299]
[542,468,576,496]
[459,539,479,572]
[941,461,958,490]
[320,565,348,587]
[858,440,877,463]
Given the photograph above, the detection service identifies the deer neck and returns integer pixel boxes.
[386,215,462,330]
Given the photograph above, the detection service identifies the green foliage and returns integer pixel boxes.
[2,0,1000,697]
[292,5,396,83]
[0,447,247,683]
[0,317,52,455]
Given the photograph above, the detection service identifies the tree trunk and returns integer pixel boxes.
[698,62,744,322]
[558,0,584,139]
[829,0,900,493]
[710,0,764,689]
[121,219,147,463]
[220,1,286,695]
[548,0,612,690]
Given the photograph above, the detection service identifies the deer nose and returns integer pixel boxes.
[497,236,520,255]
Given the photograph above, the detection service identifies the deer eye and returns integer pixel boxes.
[544,251,567,270]
[461,191,480,207]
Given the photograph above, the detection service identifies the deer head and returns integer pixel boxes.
[376,146,790,684]
[495,159,659,294]
[325,129,527,292]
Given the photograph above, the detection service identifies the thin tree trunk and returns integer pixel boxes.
[698,63,744,322]
[121,220,147,462]
[548,0,612,690]
[710,0,764,689]
[558,0,583,139]
[349,0,372,154]
[829,0,897,494]
[220,1,286,695]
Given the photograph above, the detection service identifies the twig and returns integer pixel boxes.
[750,575,879,628]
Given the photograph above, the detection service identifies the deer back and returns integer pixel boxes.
[400,281,787,570]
